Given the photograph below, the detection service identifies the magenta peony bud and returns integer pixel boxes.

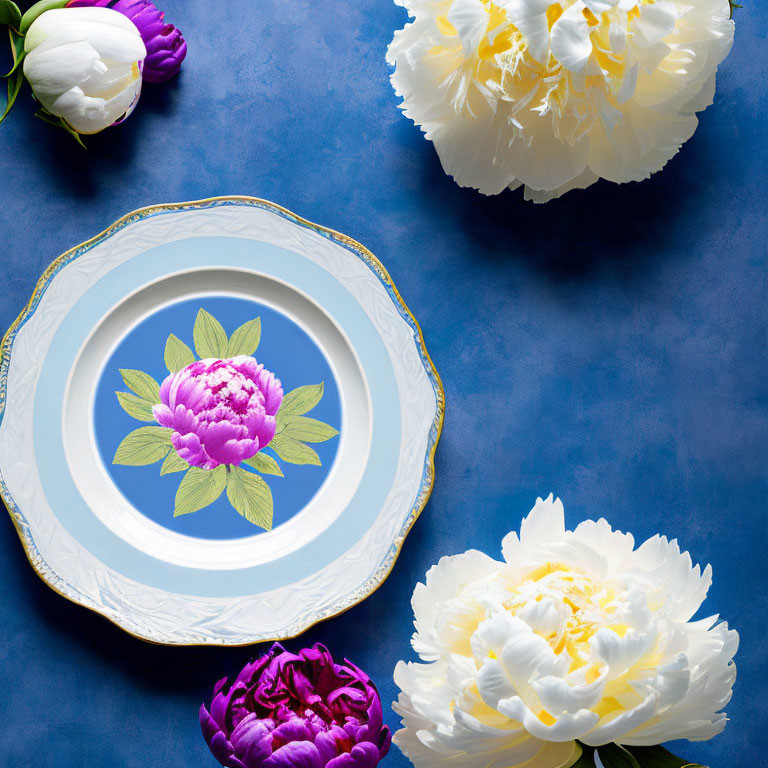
[67,0,187,83]
[153,357,283,471]
[200,644,392,768]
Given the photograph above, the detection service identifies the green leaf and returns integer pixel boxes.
[113,426,172,466]
[0,1,21,30]
[164,333,195,373]
[174,465,226,516]
[119,368,160,402]
[33,108,87,148]
[279,382,324,416]
[160,449,188,475]
[626,746,707,768]
[116,391,156,422]
[227,317,261,357]
[569,745,593,768]
[5,28,25,76]
[269,435,321,466]
[19,0,67,34]
[243,452,283,477]
[226,465,273,530]
[279,415,338,443]
[193,308,228,359]
[596,744,641,768]
[0,65,23,125]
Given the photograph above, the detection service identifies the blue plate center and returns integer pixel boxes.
[94,296,341,540]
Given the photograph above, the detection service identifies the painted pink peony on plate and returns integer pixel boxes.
[200,643,392,768]
[153,357,283,470]
[112,307,338,528]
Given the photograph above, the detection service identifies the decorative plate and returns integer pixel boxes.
[0,198,443,645]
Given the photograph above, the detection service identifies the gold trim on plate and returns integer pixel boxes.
[0,196,445,646]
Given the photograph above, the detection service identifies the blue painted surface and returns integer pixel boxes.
[95,296,341,540]
[0,0,765,766]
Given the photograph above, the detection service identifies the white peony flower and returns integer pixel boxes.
[386,0,734,202]
[393,495,738,768]
[23,7,146,135]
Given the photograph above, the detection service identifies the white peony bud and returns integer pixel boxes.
[23,7,146,135]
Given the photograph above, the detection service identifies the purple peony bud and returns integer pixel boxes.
[200,644,392,768]
[153,357,283,471]
[67,0,187,82]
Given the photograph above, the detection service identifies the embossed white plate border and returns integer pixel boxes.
[0,198,444,645]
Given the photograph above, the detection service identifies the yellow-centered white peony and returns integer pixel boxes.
[386,0,734,202]
[393,495,738,768]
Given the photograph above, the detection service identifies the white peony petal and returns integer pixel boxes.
[412,550,502,660]
[631,1,676,48]
[23,40,101,96]
[26,9,145,62]
[497,0,551,63]
[33,22,146,64]
[682,72,717,113]
[609,20,627,53]
[25,7,137,50]
[617,62,639,103]
[532,673,607,714]
[447,0,488,57]
[50,86,108,131]
[515,494,566,549]
[581,693,658,745]
[523,166,600,202]
[572,517,636,570]
[515,597,569,635]
[550,2,593,73]
[394,656,579,768]
[590,628,653,678]
[476,658,518,709]
[497,694,600,741]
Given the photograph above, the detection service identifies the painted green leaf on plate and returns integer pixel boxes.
[279,415,338,443]
[113,426,172,466]
[226,465,273,530]
[164,333,195,373]
[193,308,228,359]
[269,435,321,466]
[160,449,189,475]
[119,368,160,403]
[243,452,283,476]
[116,391,156,422]
[227,317,261,357]
[279,382,324,416]
[174,465,226,516]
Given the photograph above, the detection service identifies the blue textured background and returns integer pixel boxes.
[0,1,765,766]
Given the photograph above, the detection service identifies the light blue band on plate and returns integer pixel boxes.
[34,237,400,598]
